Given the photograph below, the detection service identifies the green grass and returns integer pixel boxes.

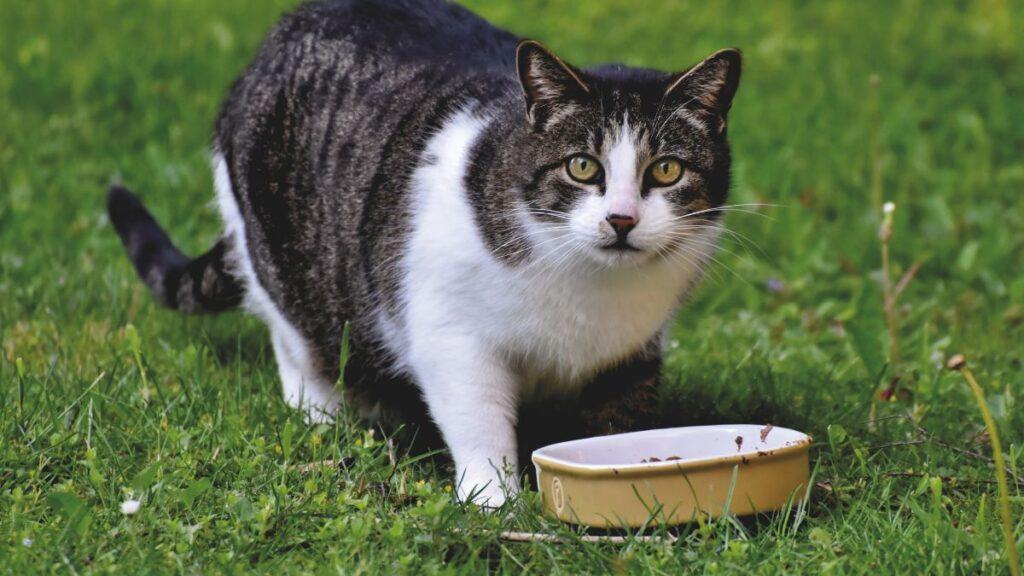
[2,0,1023,572]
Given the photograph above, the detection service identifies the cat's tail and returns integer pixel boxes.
[107,185,243,314]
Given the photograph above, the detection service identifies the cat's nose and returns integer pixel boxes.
[606,213,637,237]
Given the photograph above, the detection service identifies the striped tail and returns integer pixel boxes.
[107,185,242,314]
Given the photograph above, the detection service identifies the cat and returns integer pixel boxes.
[107,0,741,507]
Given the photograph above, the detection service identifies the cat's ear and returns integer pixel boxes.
[664,48,742,119]
[516,40,591,128]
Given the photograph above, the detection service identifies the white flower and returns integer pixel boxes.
[883,202,895,215]
[22,538,32,547]
[120,499,141,515]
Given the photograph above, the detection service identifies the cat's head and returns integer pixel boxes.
[514,41,740,269]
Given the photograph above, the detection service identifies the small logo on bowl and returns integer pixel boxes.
[551,476,565,514]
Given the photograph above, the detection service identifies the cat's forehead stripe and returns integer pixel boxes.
[605,117,639,189]
[599,113,650,164]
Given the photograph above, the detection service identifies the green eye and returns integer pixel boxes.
[649,157,684,186]
[566,155,602,183]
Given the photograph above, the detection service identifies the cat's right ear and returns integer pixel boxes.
[516,40,591,129]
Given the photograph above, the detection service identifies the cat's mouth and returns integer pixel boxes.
[600,239,641,252]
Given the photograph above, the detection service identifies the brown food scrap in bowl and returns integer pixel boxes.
[735,436,744,451]
[640,455,681,463]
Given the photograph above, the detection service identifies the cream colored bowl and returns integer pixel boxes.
[532,425,812,528]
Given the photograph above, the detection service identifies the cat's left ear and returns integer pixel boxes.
[516,40,592,129]
[664,48,742,120]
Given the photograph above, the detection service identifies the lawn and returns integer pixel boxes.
[1,0,1023,573]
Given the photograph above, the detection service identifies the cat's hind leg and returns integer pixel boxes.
[212,151,342,423]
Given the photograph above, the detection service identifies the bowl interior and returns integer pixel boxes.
[534,425,809,469]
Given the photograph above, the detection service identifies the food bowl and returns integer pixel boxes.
[532,424,812,527]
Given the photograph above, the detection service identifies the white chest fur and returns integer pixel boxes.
[384,109,712,400]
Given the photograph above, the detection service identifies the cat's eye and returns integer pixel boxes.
[566,154,602,183]
[648,157,684,186]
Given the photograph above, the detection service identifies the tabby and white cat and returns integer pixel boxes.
[108,0,741,506]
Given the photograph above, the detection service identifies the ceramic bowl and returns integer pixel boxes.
[532,424,812,527]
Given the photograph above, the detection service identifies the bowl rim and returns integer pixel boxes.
[531,424,813,478]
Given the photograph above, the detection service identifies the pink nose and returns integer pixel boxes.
[606,213,637,237]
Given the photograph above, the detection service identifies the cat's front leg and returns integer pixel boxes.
[410,334,519,507]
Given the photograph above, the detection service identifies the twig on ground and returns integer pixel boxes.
[498,531,675,544]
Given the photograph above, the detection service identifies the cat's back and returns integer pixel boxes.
[213,0,520,364]
[282,0,517,68]
[222,0,515,100]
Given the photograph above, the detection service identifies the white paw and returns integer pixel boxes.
[301,403,339,425]
[456,468,518,509]
[286,387,343,424]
